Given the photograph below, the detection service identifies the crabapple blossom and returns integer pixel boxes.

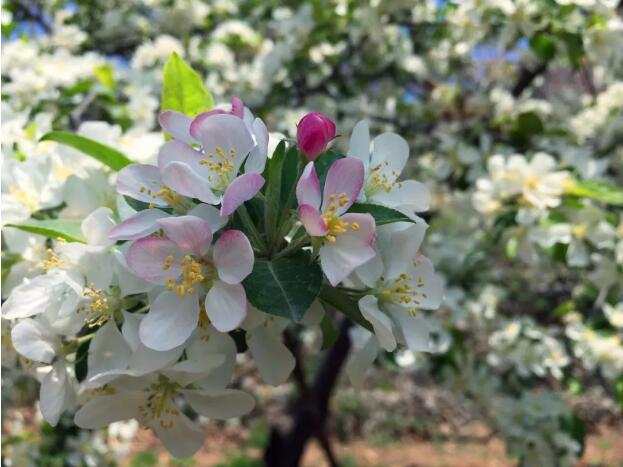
[296,111,336,160]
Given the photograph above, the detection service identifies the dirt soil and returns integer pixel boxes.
[123,424,623,466]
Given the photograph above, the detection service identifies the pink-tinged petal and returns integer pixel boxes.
[116,164,168,206]
[108,209,169,241]
[126,237,183,284]
[205,281,247,332]
[319,215,376,286]
[340,213,376,245]
[213,230,253,284]
[220,173,265,216]
[231,96,244,118]
[188,204,228,232]
[161,161,219,204]
[321,157,365,215]
[139,291,199,351]
[296,162,321,210]
[244,118,269,174]
[298,204,328,236]
[157,216,213,257]
[158,140,205,173]
[296,112,336,160]
[189,114,255,172]
[158,111,196,145]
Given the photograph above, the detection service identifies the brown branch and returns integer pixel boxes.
[511,62,548,97]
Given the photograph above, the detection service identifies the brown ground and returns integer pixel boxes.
[123,423,623,467]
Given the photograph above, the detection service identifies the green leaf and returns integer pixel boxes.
[529,33,557,61]
[263,141,287,245]
[318,284,372,332]
[94,64,115,90]
[161,52,214,117]
[559,31,584,69]
[614,373,623,410]
[566,180,623,206]
[2,251,22,284]
[40,131,132,171]
[348,203,415,226]
[314,150,343,187]
[560,413,586,456]
[320,313,338,350]
[5,219,85,243]
[243,250,322,321]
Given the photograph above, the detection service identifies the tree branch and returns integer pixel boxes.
[264,318,352,467]
[511,62,548,97]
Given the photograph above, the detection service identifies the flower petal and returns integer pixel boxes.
[157,140,205,173]
[116,164,168,206]
[246,325,295,385]
[157,216,213,257]
[204,281,247,332]
[188,204,228,232]
[320,215,376,286]
[189,113,255,173]
[187,326,237,389]
[127,237,183,284]
[348,120,371,169]
[321,157,365,215]
[220,173,265,216]
[11,318,57,363]
[298,204,328,236]
[109,209,169,241]
[161,161,219,204]
[86,321,131,387]
[370,180,430,213]
[82,207,116,247]
[75,392,143,429]
[159,110,196,145]
[40,362,72,426]
[245,118,269,174]
[139,291,199,351]
[213,230,253,284]
[370,133,409,182]
[358,295,396,351]
[386,304,431,352]
[346,328,379,388]
[296,162,321,210]
[183,388,255,419]
[151,411,204,459]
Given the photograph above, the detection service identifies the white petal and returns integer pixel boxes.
[348,120,371,169]
[358,295,396,351]
[204,281,247,332]
[81,207,116,247]
[300,300,325,326]
[139,291,199,351]
[370,180,430,213]
[188,203,228,232]
[346,328,379,388]
[370,133,409,182]
[40,362,70,426]
[74,393,143,429]
[151,411,204,459]
[387,305,431,352]
[183,388,255,419]
[247,325,295,386]
[187,326,237,389]
[86,321,131,386]
[11,319,58,364]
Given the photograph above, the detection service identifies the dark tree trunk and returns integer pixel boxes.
[263,319,352,467]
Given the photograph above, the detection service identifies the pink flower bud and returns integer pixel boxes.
[296,112,336,160]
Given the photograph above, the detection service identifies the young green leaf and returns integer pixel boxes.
[243,250,322,321]
[263,141,286,245]
[39,131,132,171]
[161,52,214,116]
[348,203,415,225]
[5,219,86,243]
[566,180,623,206]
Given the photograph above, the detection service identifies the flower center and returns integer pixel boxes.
[321,193,360,243]
[79,283,120,327]
[365,162,397,196]
[163,255,206,298]
[40,247,64,272]
[377,272,428,317]
[199,145,237,190]
[139,181,181,207]
[138,375,181,429]
[572,224,588,239]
